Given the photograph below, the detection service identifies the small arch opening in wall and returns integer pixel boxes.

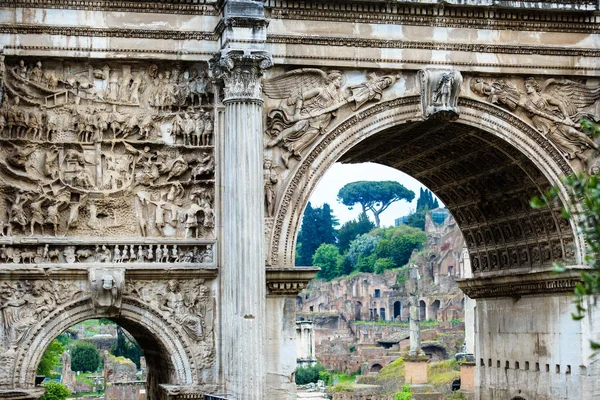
[510,397,527,400]
[515,361,520,370]
[497,360,500,368]
[535,362,540,372]
[556,364,560,374]
[480,358,484,367]
[505,361,510,369]
[566,365,571,374]
[488,359,491,367]
[545,364,550,372]
[525,361,529,370]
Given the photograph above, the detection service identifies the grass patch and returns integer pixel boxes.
[427,359,460,385]
[377,358,405,381]
[331,382,354,393]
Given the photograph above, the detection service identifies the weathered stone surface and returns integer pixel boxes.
[0,1,598,399]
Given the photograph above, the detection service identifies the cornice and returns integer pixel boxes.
[267,35,600,58]
[270,53,600,72]
[0,0,219,15]
[266,266,319,297]
[2,45,215,58]
[457,270,583,299]
[0,24,218,41]
[267,2,600,34]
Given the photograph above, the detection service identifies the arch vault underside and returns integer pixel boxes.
[0,0,599,399]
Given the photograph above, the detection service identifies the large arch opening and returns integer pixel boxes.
[270,97,581,274]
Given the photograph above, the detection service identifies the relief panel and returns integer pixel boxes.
[0,58,217,266]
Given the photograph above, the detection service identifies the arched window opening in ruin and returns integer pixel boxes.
[393,301,402,320]
[355,301,363,321]
[419,300,427,320]
[370,363,383,373]
[448,265,454,276]
[379,307,386,321]
[34,319,148,399]
[430,300,441,320]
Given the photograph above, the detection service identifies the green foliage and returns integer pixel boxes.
[393,384,412,400]
[319,370,331,385]
[39,382,70,400]
[313,244,342,280]
[531,118,600,350]
[296,202,339,266]
[110,326,143,369]
[405,211,426,230]
[344,233,380,271]
[37,339,65,376]
[295,363,326,385]
[373,225,427,269]
[331,382,354,393]
[349,345,356,353]
[377,358,405,381]
[356,253,376,273]
[55,333,71,347]
[416,188,439,212]
[71,341,101,373]
[338,181,415,227]
[427,359,460,385]
[374,257,396,274]
[337,212,376,253]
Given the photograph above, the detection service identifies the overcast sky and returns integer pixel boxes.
[308,162,442,228]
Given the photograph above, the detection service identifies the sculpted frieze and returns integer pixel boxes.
[264,69,397,169]
[0,279,84,350]
[470,76,600,171]
[0,243,214,265]
[125,278,214,344]
[0,58,216,254]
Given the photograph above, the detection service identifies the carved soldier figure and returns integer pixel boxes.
[26,111,41,140]
[14,105,27,139]
[182,112,195,146]
[30,61,43,83]
[433,72,454,107]
[155,244,163,263]
[147,244,154,262]
[192,113,204,146]
[16,59,27,79]
[130,71,144,105]
[45,198,63,236]
[9,191,31,234]
[137,245,145,262]
[113,245,121,263]
[29,196,46,236]
[202,111,213,146]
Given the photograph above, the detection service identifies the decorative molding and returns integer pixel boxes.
[265,266,318,297]
[2,45,215,57]
[267,2,600,34]
[270,54,600,72]
[0,0,218,15]
[212,50,273,102]
[0,24,218,41]
[266,35,600,58]
[457,270,582,299]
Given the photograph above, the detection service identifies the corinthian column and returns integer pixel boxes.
[214,51,272,399]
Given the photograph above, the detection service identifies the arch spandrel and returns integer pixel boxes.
[264,68,598,288]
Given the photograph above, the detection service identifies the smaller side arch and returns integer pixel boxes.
[14,296,199,396]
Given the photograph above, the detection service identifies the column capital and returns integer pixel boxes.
[211,50,273,103]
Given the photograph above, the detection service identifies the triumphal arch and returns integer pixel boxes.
[0,0,599,399]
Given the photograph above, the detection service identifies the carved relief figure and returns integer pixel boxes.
[159,280,205,341]
[471,77,600,160]
[264,69,396,168]
[263,158,278,217]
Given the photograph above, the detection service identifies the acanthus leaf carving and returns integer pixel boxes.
[211,50,273,103]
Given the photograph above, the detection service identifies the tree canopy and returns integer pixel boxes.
[110,326,144,369]
[337,181,415,227]
[337,212,376,253]
[37,339,65,376]
[295,202,339,265]
[405,188,439,230]
[71,341,101,373]
[312,244,341,280]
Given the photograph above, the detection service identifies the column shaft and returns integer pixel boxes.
[222,100,265,399]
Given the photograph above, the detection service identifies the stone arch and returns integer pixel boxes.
[370,363,383,373]
[419,300,427,320]
[429,299,441,320]
[393,301,401,320]
[12,296,198,398]
[268,96,583,275]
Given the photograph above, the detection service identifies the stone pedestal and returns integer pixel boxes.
[0,389,46,400]
[460,362,475,391]
[404,359,428,384]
